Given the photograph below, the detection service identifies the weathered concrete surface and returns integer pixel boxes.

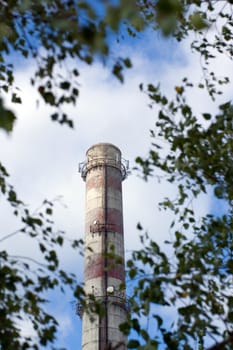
[81,143,127,350]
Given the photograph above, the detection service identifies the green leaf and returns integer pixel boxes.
[0,23,12,39]
[60,81,71,90]
[57,236,63,246]
[51,113,58,121]
[219,101,231,111]
[123,58,132,68]
[8,190,17,202]
[202,113,211,120]
[129,268,137,279]
[112,62,124,83]
[39,243,46,253]
[214,186,225,198]
[11,93,21,104]
[189,12,208,30]
[0,98,16,133]
[46,208,52,215]
[128,339,140,348]
[73,69,79,76]
[43,92,56,105]
[127,259,133,268]
[140,329,149,341]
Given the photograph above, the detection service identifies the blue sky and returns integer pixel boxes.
[0,4,233,349]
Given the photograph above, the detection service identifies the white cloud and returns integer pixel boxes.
[18,318,37,342]
[1,22,232,348]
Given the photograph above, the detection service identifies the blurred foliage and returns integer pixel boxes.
[0,0,233,349]
[0,0,144,130]
[0,162,84,349]
[129,1,233,349]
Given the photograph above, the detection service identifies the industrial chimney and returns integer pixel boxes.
[79,143,129,350]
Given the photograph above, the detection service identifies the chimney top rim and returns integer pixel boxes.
[86,143,121,155]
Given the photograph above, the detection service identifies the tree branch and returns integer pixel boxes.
[0,227,25,243]
[9,255,47,269]
[206,334,233,350]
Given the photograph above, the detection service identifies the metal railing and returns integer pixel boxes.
[78,157,129,181]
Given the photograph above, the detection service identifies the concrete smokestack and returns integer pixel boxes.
[79,143,129,350]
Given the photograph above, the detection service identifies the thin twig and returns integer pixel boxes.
[0,227,25,243]
[9,255,47,269]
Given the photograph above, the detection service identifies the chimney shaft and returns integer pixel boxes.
[80,143,128,350]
